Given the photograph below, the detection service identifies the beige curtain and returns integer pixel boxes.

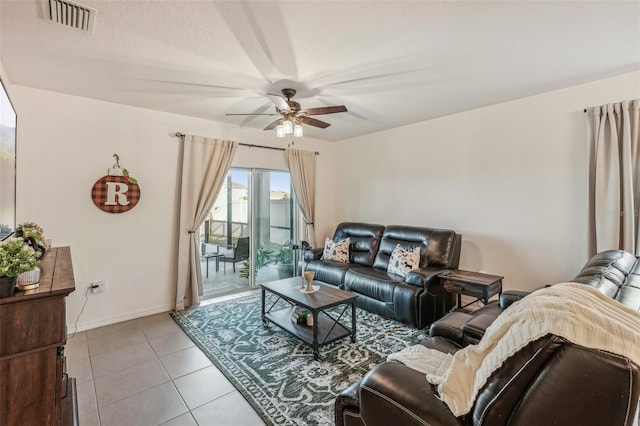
[176,135,238,310]
[285,148,317,247]
[587,100,640,256]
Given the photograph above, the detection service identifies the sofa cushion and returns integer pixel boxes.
[572,249,640,310]
[303,260,352,288]
[461,313,497,344]
[344,267,403,303]
[429,311,471,344]
[373,225,459,270]
[387,244,420,277]
[420,336,463,354]
[321,237,350,263]
[618,279,640,311]
[333,222,385,267]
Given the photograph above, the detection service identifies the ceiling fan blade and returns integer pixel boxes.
[299,116,331,129]
[264,119,282,130]
[151,80,244,90]
[225,113,279,116]
[301,106,348,116]
[267,94,291,112]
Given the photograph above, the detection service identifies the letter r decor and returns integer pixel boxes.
[104,181,130,206]
[91,175,140,213]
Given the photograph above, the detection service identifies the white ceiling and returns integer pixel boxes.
[1,1,639,142]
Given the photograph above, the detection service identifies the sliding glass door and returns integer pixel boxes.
[253,170,296,285]
[200,168,296,297]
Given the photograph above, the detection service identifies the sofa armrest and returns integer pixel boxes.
[359,362,461,426]
[335,379,364,426]
[305,248,323,261]
[499,290,530,309]
[405,266,449,287]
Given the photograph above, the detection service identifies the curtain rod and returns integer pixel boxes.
[170,132,319,155]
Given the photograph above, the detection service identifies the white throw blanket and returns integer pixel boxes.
[388,282,640,417]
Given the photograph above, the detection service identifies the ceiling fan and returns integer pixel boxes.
[226,88,348,136]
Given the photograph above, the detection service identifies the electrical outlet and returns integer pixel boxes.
[90,280,106,294]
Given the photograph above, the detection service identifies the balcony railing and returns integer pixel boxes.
[202,220,292,247]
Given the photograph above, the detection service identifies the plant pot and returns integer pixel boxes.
[0,276,17,298]
[17,267,41,291]
[276,263,295,279]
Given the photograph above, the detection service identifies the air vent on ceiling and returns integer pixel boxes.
[44,0,97,33]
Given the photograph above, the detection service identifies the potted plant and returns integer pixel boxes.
[14,222,48,260]
[0,238,41,297]
[273,241,295,279]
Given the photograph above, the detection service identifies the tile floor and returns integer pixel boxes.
[66,295,265,426]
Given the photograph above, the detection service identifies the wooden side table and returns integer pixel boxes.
[439,270,503,311]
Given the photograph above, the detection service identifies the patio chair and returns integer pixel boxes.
[219,236,250,273]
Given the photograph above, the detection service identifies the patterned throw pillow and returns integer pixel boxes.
[387,244,420,277]
[321,237,350,263]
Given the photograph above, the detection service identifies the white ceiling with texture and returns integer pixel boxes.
[1,1,639,141]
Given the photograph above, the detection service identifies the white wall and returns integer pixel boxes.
[336,70,640,292]
[10,85,338,331]
[7,65,640,329]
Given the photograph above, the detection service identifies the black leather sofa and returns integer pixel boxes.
[303,222,461,329]
[335,249,640,426]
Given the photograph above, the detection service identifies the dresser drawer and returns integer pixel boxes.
[0,296,66,357]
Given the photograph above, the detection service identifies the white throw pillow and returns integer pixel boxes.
[387,244,420,277]
[321,237,350,263]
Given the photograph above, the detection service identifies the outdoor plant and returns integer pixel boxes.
[272,240,295,279]
[0,238,41,278]
[239,247,274,279]
[272,240,294,265]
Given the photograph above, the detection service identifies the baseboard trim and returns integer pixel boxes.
[68,303,174,332]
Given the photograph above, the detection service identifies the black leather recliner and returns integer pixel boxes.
[335,249,640,426]
[304,222,461,328]
[430,249,640,346]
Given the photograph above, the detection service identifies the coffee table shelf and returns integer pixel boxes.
[261,277,357,360]
[264,307,353,348]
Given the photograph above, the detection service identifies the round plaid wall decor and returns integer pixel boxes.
[91,175,141,213]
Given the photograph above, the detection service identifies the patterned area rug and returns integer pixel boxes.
[171,291,428,425]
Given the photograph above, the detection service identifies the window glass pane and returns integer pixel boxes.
[255,170,295,285]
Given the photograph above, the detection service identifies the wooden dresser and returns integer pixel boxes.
[0,247,78,426]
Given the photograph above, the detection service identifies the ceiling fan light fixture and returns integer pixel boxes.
[283,120,293,135]
[236,88,347,136]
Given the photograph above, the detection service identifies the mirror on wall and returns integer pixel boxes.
[0,77,16,240]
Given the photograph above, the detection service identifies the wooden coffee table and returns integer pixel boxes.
[261,277,357,360]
